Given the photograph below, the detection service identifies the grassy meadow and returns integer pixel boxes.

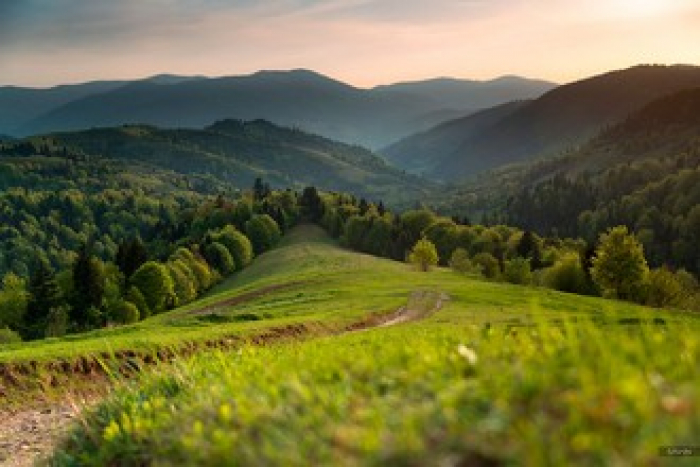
[1,225,698,465]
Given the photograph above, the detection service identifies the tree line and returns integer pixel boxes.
[311,188,700,312]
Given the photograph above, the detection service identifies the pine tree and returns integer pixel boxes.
[21,260,63,340]
[70,243,106,330]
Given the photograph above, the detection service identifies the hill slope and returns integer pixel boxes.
[385,65,700,180]
[1,225,695,465]
[15,119,430,203]
[7,70,554,148]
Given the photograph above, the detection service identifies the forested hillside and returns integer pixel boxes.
[437,87,700,275]
[0,119,431,204]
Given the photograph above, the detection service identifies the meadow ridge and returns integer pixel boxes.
[1,225,696,465]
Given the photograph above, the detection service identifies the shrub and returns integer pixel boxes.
[503,257,532,285]
[110,301,140,324]
[203,242,236,275]
[542,253,590,294]
[126,286,150,319]
[130,262,175,314]
[449,248,483,276]
[245,214,281,255]
[0,327,21,345]
[471,252,500,279]
[645,267,684,308]
[591,226,649,301]
[215,226,253,271]
[408,238,439,272]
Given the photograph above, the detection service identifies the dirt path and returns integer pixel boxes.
[0,396,95,467]
[0,289,447,465]
[379,290,449,327]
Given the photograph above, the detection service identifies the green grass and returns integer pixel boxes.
[3,225,700,464]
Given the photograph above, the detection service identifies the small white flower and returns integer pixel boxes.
[457,344,478,365]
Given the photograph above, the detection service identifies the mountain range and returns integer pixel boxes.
[0,70,554,149]
[383,65,700,181]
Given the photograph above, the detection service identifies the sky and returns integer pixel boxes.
[1,0,699,88]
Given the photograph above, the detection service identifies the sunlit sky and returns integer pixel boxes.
[1,0,699,88]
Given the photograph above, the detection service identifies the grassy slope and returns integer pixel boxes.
[31,225,699,465]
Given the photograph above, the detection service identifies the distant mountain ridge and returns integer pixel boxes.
[383,65,700,180]
[0,70,555,149]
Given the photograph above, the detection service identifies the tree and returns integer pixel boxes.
[130,262,175,314]
[70,243,106,330]
[21,260,63,340]
[645,267,684,308]
[203,242,235,275]
[408,238,439,272]
[253,177,270,201]
[168,260,197,306]
[215,226,253,270]
[503,257,532,285]
[516,230,543,270]
[115,237,148,280]
[0,273,28,330]
[472,252,500,279]
[299,186,324,222]
[449,248,483,276]
[126,286,150,319]
[591,226,649,301]
[245,214,281,254]
[542,253,590,294]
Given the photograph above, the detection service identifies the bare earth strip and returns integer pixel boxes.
[0,289,446,466]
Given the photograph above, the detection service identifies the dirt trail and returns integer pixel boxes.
[0,289,447,465]
[379,290,449,327]
[0,396,94,467]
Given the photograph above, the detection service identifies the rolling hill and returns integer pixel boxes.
[2,225,697,465]
[384,64,700,181]
[11,119,432,203]
[2,70,554,149]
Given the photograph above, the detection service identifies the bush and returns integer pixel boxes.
[215,226,253,271]
[591,226,649,301]
[168,260,197,306]
[203,242,236,275]
[503,257,532,285]
[449,248,483,276]
[110,301,140,324]
[126,286,150,319]
[472,252,500,279]
[408,238,439,272]
[645,267,684,308]
[0,327,21,345]
[245,214,281,255]
[130,262,175,314]
[542,253,590,294]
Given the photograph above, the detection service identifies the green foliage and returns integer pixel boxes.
[109,301,140,325]
[202,242,235,276]
[542,253,591,294]
[115,237,148,279]
[591,226,649,301]
[70,244,106,330]
[129,262,175,314]
[167,261,197,306]
[0,327,22,345]
[503,257,532,285]
[644,267,684,308]
[471,252,500,279]
[125,286,150,320]
[408,238,439,272]
[22,260,64,340]
[245,214,281,255]
[0,273,28,329]
[449,248,483,276]
[213,226,253,271]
